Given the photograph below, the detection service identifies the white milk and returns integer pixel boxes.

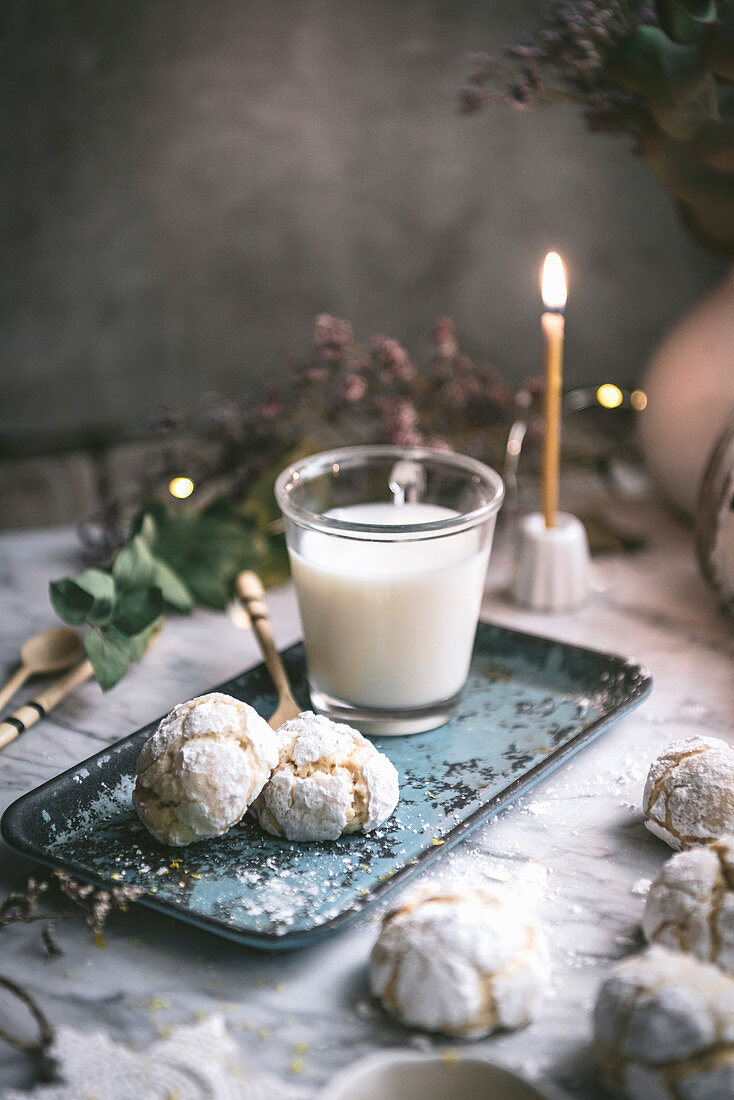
[289,502,492,709]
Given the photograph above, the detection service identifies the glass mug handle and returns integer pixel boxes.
[388,460,426,506]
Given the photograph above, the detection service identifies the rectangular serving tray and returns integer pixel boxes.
[1,623,651,950]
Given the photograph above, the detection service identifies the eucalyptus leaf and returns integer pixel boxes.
[179,564,232,611]
[50,579,95,625]
[656,0,705,44]
[645,128,734,249]
[53,489,289,690]
[645,126,734,199]
[132,500,268,610]
[112,587,164,635]
[128,617,163,662]
[691,118,734,170]
[255,534,290,588]
[649,102,707,142]
[607,26,707,105]
[681,0,716,20]
[702,22,734,81]
[73,569,116,602]
[84,627,132,691]
[119,518,193,611]
[50,570,115,626]
[138,513,157,544]
[151,559,194,611]
[679,190,734,250]
[113,535,156,590]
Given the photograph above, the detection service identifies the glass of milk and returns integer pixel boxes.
[275,445,504,735]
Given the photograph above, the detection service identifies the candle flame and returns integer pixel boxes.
[541,252,567,311]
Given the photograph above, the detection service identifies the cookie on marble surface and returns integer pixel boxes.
[369,879,549,1038]
[643,837,734,975]
[642,735,734,850]
[134,692,278,847]
[250,711,399,842]
[594,945,734,1099]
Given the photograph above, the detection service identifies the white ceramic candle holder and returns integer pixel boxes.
[512,511,591,612]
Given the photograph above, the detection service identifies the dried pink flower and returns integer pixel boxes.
[303,365,328,383]
[314,314,353,361]
[389,399,418,431]
[390,428,424,447]
[339,374,367,403]
[259,399,282,419]
[427,435,453,453]
[442,379,469,408]
[431,317,458,359]
[487,381,516,405]
[523,375,547,396]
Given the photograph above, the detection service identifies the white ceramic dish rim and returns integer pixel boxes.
[316,1049,573,1100]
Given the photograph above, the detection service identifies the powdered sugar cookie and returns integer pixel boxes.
[643,836,734,974]
[643,735,734,850]
[594,946,734,1098]
[369,880,549,1037]
[134,693,278,846]
[251,711,399,842]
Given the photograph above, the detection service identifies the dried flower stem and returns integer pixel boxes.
[0,872,144,1059]
[0,974,55,1056]
[55,872,143,939]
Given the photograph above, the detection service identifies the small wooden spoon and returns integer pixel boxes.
[236,571,301,730]
[0,627,83,712]
[0,658,94,751]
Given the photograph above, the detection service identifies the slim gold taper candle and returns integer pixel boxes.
[540,252,567,528]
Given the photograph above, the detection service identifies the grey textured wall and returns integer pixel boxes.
[1,0,727,455]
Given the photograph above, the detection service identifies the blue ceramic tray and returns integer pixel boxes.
[1,623,651,950]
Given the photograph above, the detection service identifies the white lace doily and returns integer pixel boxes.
[1,1014,310,1100]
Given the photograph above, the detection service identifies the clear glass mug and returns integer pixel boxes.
[275,445,504,734]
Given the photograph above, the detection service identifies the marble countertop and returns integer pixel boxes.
[0,501,731,1097]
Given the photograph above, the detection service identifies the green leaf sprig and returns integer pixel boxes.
[50,499,288,691]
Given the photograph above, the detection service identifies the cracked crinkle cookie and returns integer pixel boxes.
[369,880,549,1037]
[643,837,734,975]
[134,692,279,846]
[594,946,734,1099]
[642,735,734,850]
[250,711,399,841]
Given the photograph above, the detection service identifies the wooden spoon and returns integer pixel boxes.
[0,627,83,712]
[236,571,301,729]
[0,658,94,751]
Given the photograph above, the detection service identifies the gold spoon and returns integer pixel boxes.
[236,571,301,729]
[0,627,83,712]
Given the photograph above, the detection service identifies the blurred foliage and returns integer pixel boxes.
[462,0,734,253]
[52,501,290,689]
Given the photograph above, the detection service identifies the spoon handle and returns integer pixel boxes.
[0,666,30,713]
[235,571,298,709]
[0,660,94,751]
